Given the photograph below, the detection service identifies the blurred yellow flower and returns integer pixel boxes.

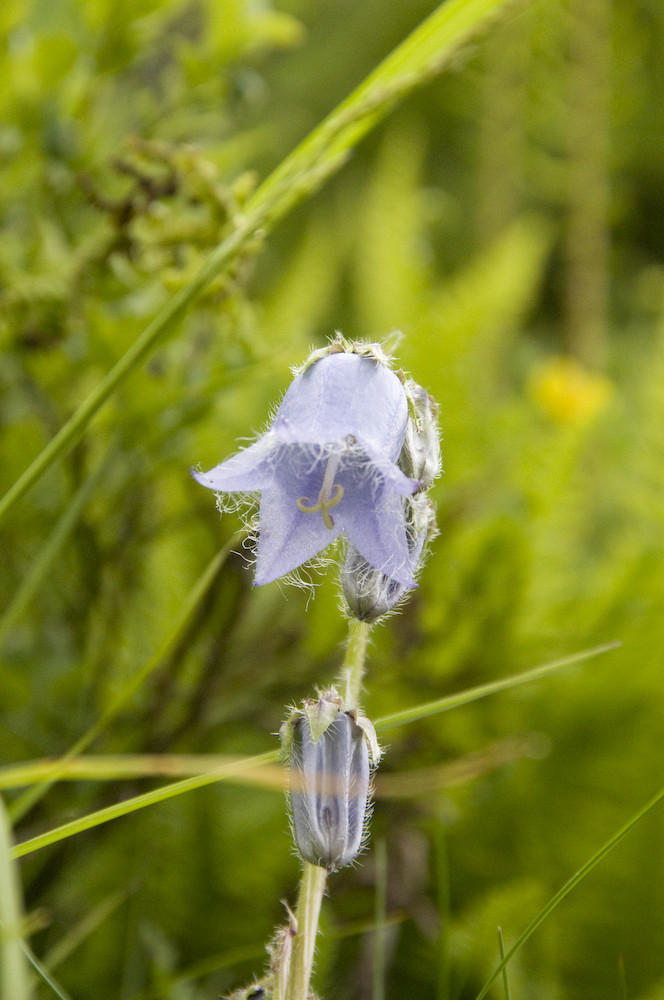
[528,355,612,424]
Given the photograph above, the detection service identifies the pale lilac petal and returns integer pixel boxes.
[358,442,419,495]
[275,353,408,459]
[254,485,342,585]
[338,491,415,587]
[191,437,274,492]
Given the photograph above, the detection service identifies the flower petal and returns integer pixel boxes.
[191,437,274,493]
[254,484,342,585]
[338,490,416,587]
[274,353,408,460]
[358,441,420,495]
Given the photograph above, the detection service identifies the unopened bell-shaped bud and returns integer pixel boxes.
[342,494,437,622]
[283,695,379,872]
[340,371,440,621]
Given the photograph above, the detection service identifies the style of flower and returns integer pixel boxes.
[192,345,422,587]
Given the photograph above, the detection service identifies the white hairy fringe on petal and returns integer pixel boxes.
[278,543,341,605]
[213,488,259,520]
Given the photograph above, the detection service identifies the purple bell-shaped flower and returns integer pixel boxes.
[193,341,423,587]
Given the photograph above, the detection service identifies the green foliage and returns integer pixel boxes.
[2,0,664,998]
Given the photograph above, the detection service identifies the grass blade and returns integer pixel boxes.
[497,927,511,1000]
[0,752,287,791]
[474,783,664,1000]
[11,751,278,859]
[372,838,388,1000]
[20,941,75,1000]
[7,643,619,854]
[375,642,620,731]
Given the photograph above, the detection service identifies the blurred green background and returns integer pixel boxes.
[1,0,664,997]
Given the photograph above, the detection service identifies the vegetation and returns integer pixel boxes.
[1,0,664,997]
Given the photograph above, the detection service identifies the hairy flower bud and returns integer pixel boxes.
[341,369,441,620]
[401,380,442,487]
[342,494,437,621]
[283,695,379,872]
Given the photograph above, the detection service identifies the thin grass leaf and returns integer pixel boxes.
[374,642,620,731]
[0,734,531,796]
[11,750,279,859]
[20,940,75,1000]
[474,783,664,1000]
[372,837,388,1000]
[0,753,287,791]
[0,0,524,527]
[42,888,128,972]
[0,797,29,1000]
[435,816,451,1000]
[9,643,617,858]
[497,927,511,1000]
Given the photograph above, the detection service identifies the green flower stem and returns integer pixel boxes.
[286,862,327,1000]
[284,620,369,1000]
[340,619,371,709]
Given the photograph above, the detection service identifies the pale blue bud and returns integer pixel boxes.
[288,708,374,872]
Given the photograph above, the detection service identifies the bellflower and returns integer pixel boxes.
[192,342,422,586]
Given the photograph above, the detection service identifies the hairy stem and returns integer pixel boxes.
[286,863,327,1000]
[340,619,371,709]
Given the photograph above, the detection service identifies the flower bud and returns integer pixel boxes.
[285,698,378,872]
[340,369,440,620]
[401,380,442,487]
[341,544,410,622]
[342,494,437,622]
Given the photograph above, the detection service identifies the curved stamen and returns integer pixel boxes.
[297,457,344,530]
[296,496,323,514]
